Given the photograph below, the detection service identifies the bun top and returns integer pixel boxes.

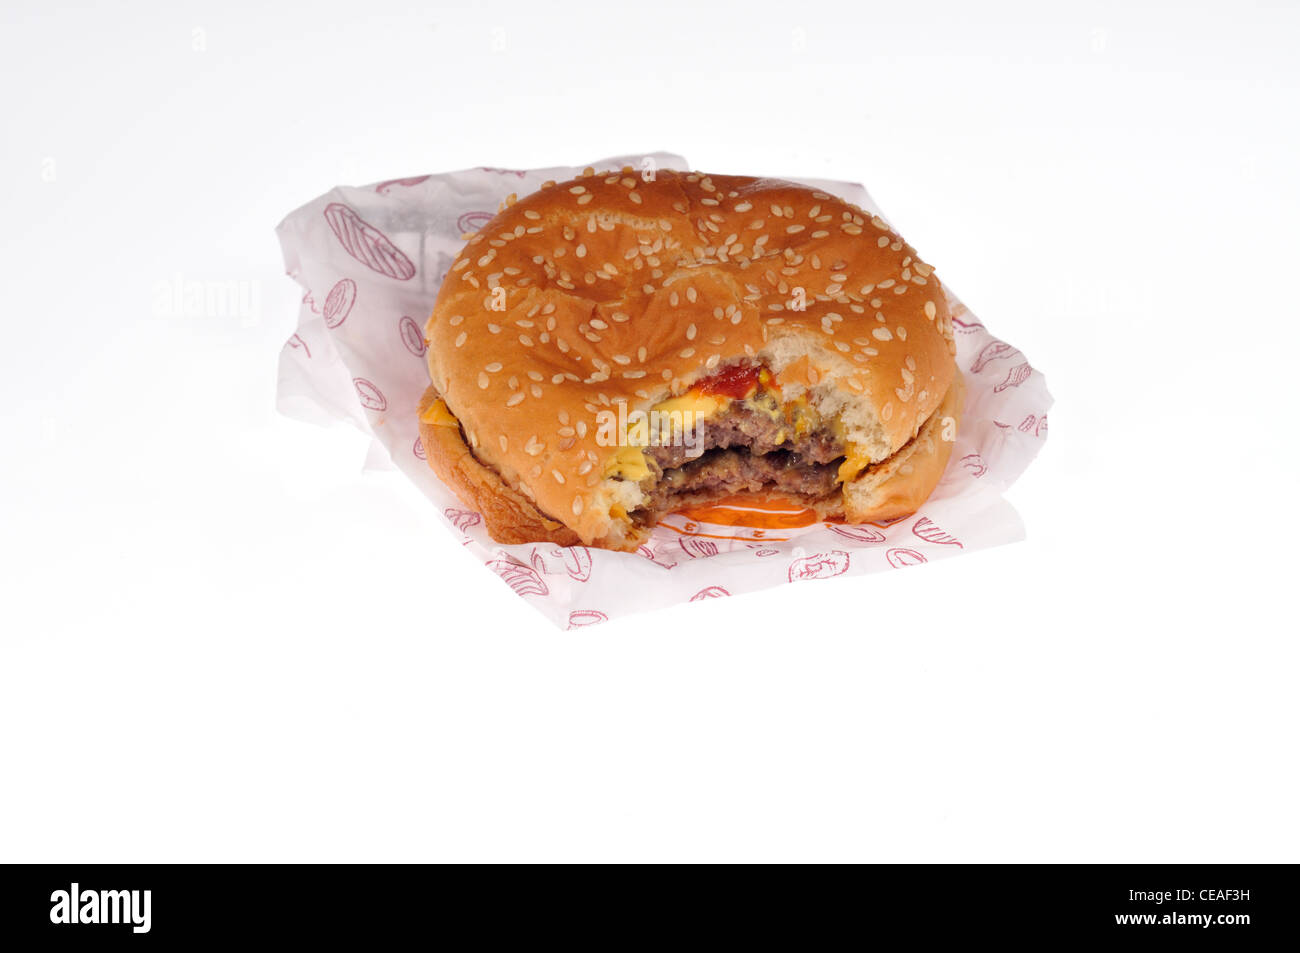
[424,167,957,543]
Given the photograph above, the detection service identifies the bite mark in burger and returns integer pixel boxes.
[417,168,965,551]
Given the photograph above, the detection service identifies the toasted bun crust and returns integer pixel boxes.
[423,167,958,547]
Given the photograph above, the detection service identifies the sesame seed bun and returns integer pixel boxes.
[421,167,961,551]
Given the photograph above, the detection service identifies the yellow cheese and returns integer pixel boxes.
[837,445,871,484]
[603,392,722,481]
[653,393,721,420]
[420,399,460,427]
[604,445,652,481]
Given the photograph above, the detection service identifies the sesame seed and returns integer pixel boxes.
[506,392,525,407]
[872,327,893,341]
[454,331,467,347]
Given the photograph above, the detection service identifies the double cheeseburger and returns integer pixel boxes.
[418,167,963,552]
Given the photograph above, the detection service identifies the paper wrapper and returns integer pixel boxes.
[276,153,1052,628]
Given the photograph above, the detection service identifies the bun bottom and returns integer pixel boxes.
[417,374,965,551]
[418,386,581,547]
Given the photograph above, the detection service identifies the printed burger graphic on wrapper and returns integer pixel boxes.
[324,203,416,281]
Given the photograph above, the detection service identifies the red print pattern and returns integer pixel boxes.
[1017,413,1050,437]
[456,211,495,235]
[486,555,548,597]
[690,586,731,600]
[352,377,387,412]
[374,175,430,194]
[886,548,928,568]
[399,315,427,356]
[787,550,851,582]
[827,523,887,543]
[971,340,1018,373]
[567,609,608,628]
[912,517,963,548]
[324,203,416,280]
[322,278,356,329]
[679,537,719,559]
[444,508,482,532]
[994,362,1032,393]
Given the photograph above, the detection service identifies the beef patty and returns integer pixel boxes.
[632,401,847,525]
[634,449,841,524]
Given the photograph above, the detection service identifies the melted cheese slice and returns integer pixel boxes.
[837,446,872,485]
[604,445,652,481]
[420,398,460,427]
[652,393,722,420]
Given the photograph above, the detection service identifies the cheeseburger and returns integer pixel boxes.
[418,167,963,552]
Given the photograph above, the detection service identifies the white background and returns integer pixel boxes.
[2,0,1296,862]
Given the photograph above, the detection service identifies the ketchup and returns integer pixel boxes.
[695,363,763,400]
